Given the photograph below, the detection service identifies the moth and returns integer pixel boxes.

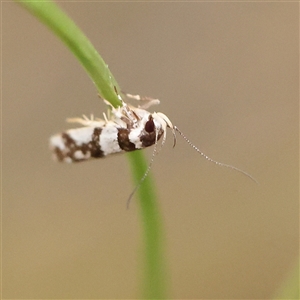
[50,93,173,163]
[50,92,257,203]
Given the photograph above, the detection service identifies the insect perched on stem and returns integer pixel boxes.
[50,92,257,206]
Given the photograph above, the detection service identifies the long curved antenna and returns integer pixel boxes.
[174,125,258,184]
[126,130,165,209]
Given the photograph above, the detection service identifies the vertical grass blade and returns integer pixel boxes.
[273,258,299,299]
[17,0,121,108]
[127,151,167,299]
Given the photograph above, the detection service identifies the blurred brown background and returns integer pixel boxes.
[2,2,298,299]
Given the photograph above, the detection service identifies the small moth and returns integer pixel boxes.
[50,93,174,163]
[50,92,257,203]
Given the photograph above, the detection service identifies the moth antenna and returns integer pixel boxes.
[126,144,158,209]
[174,126,258,184]
[126,128,165,209]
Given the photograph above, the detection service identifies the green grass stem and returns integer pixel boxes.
[17,0,121,108]
[273,258,299,299]
[127,151,167,299]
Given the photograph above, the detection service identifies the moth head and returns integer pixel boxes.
[139,114,164,148]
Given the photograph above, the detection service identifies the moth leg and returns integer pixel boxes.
[122,91,160,109]
[66,115,105,127]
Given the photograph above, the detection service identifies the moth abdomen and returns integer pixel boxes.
[50,126,105,163]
